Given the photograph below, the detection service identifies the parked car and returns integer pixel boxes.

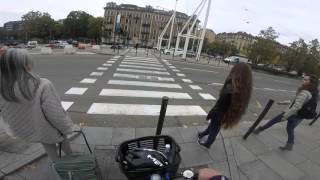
[27,41,38,49]
[224,56,249,63]
[164,48,184,56]
[186,51,196,57]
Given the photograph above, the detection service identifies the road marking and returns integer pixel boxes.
[61,101,74,110]
[114,56,121,58]
[119,64,166,71]
[189,85,202,90]
[76,52,96,55]
[183,67,218,73]
[177,73,186,77]
[169,66,176,69]
[123,60,161,64]
[108,80,182,89]
[113,73,175,82]
[117,68,170,75]
[263,88,276,91]
[100,89,192,99]
[103,64,113,66]
[107,61,116,63]
[80,78,97,84]
[97,67,108,71]
[87,103,206,116]
[199,93,216,100]
[65,87,88,95]
[172,69,180,72]
[209,83,223,86]
[90,72,104,76]
[182,79,193,83]
[121,62,164,67]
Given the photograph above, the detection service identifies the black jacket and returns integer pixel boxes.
[206,84,233,120]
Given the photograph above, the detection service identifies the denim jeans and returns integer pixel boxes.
[199,112,222,148]
[260,113,303,144]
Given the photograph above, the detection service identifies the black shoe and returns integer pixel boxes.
[253,126,263,135]
[197,132,202,141]
[197,139,209,149]
[279,143,293,151]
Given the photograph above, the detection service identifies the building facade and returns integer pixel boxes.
[205,29,216,43]
[4,21,24,32]
[103,2,193,47]
[216,32,256,56]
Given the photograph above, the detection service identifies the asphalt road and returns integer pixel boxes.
[30,50,303,128]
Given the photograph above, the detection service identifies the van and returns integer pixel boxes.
[224,56,249,63]
[27,41,38,48]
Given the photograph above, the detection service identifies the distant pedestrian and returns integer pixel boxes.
[198,63,253,148]
[0,48,75,161]
[254,74,319,151]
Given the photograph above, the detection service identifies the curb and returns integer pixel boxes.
[0,131,81,178]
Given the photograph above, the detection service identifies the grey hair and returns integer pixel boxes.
[0,48,40,102]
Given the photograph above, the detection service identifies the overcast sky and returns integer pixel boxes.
[0,0,319,45]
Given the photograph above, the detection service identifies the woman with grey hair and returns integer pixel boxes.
[0,48,74,161]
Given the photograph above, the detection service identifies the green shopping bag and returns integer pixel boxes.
[52,130,101,180]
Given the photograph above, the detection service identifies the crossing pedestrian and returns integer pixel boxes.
[254,74,319,151]
[197,63,253,148]
[0,48,76,161]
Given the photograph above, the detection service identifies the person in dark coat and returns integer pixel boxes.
[198,63,253,148]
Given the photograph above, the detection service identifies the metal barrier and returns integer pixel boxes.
[156,96,169,135]
[243,99,274,140]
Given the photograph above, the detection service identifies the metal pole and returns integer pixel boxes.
[309,113,320,126]
[156,96,169,135]
[196,0,212,61]
[243,99,274,140]
[167,0,178,50]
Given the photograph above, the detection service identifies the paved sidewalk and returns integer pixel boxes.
[2,119,320,180]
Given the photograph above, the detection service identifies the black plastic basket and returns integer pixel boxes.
[115,135,181,180]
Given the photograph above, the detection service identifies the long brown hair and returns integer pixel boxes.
[297,74,319,100]
[220,63,253,129]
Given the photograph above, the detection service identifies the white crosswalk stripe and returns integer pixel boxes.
[121,62,164,67]
[108,80,182,89]
[99,89,192,99]
[113,73,175,82]
[182,79,193,83]
[189,85,202,90]
[87,103,206,116]
[80,78,97,84]
[61,101,74,110]
[199,93,216,100]
[117,68,170,75]
[90,72,104,76]
[119,64,166,71]
[123,60,161,64]
[65,87,88,95]
[97,67,108,71]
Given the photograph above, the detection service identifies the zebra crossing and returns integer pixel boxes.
[61,55,217,117]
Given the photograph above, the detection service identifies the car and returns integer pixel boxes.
[111,45,123,49]
[27,41,38,49]
[186,51,196,57]
[224,56,249,63]
[164,48,184,56]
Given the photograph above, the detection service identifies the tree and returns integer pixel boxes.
[249,38,279,64]
[207,41,238,57]
[259,26,279,40]
[88,17,104,43]
[22,11,55,41]
[63,11,92,39]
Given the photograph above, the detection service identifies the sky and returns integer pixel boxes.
[0,0,319,45]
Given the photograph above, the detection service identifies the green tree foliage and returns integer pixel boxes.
[22,11,55,40]
[207,41,239,57]
[259,26,279,41]
[249,38,279,64]
[63,11,92,38]
[87,17,104,43]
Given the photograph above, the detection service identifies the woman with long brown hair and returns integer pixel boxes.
[254,74,319,150]
[198,63,253,148]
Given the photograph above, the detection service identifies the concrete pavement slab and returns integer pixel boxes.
[304,146,320,166]
[207,139,228,163]
[208,161,230,178]
[180,142,213,167]
[258,152,305,180]
[135,128,156,138]
[177,127,198,143]
[239,160,283,180]
[238,135,270,156]
[297,160,320,180]
[230,138,257,165]
[162,127,184,143]
[111,128,135,146]
[72,126,113,146]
